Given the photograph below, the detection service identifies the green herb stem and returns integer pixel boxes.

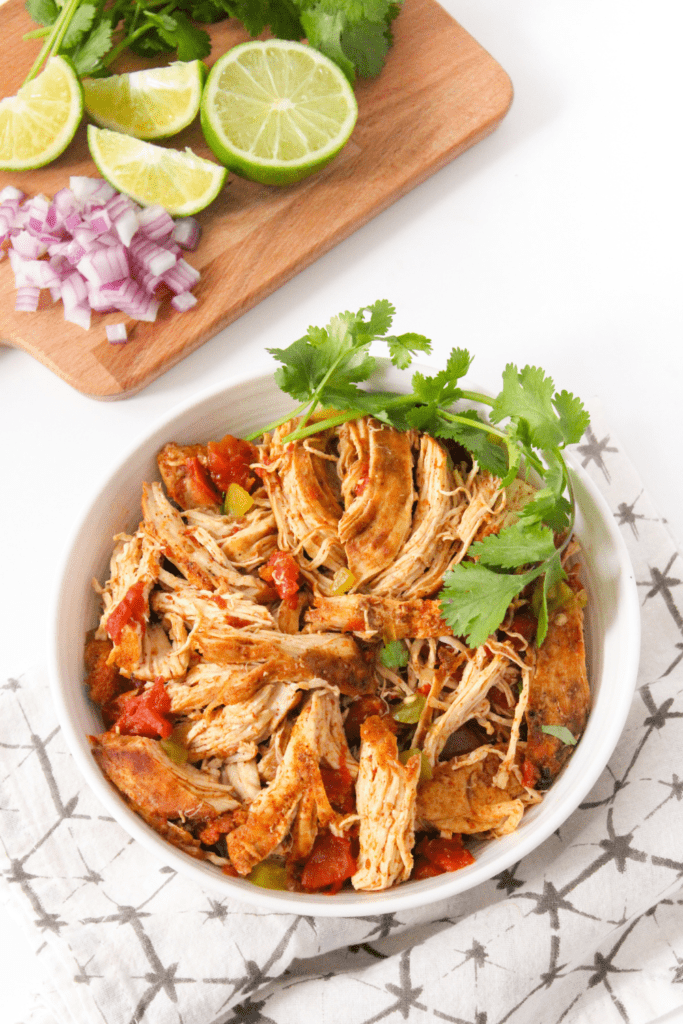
[23,0,83,84]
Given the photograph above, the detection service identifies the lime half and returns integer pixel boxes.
[83,61,206,140]
[200,40,358,186]
[0,56,83,171]
[87,125,227,216]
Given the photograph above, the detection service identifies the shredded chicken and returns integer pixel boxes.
[87,413,590,894]
[351,715,420,890]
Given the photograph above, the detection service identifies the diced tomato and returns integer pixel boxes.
[411,835,475,880]
[418,683,431,696]
[521,758,540,788]
[105,579,147,644]
[184,456,222,506]
[259,550,300,609]
[343,696,389,747]
[206,434,258,493]
[300,833,357,894]
[113,678,173,740]
[508,610,538,648]
[320,762,355,814]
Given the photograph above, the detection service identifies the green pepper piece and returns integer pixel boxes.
[159,736,188,765]
[392,694,426,724]
[399,747,432,780]
[248,861,288,890]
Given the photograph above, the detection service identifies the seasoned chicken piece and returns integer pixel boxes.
[185,628,375,697]
[182,500,277,570]
[89,732,239,820]
[417,748,528,837]
[226,690,345,874]
[142,482,267,600]
[525,590,590,789]
[125,613,191,682]
[95,528,162,675]
[259,422,347,589]
[166,662,275,712]
[225,759,263,804]
[177,681,306,760]
[351,715,420,891]
[446,469,503,566]
[305,593,450,639]
[152,580,275,640]
[422,648,515,765]
[83,634,129,707]
[337,419,416,588]
[372,434,461,598]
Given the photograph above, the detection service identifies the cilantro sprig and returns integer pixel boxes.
[253,300,590,648]
[24,0,400,81]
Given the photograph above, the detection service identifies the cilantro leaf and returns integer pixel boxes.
[469,521,557,570]
[61,2,96,48]
[433,410,509,477]
[69,17,113,75]
[491,364,564,450]
[439,562,535,648]
[385,331,431,370]
[553,389,590,445]
[25,0,58,26]
[540,724,577,746]
[380,639,409,669]
[411,347,471,406]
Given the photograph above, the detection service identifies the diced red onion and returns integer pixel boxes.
[5,178,201,336]
[0,185,25,205]
[106,323,128,344]
[12,230,46,259]
[171,291,197,312]
[138,204,175,242]
[15,286,40,312]
[78,244,130,287]
[172,217,201,251]
[162,258,200,295]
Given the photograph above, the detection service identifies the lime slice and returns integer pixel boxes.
[0,56,83,171]
[200,40,358,186]
[87,125,227,216]
[83,61,206,141]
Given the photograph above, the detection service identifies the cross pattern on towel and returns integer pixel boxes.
[2,414,683,1024]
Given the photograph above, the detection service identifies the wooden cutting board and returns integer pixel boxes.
[0,0,512,399]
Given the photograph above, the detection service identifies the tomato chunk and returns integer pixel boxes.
[343,696,390,747]
[184,456,222,506]
[320,763,355,814]
[260,550,300,609]
[300,833,357,894]
[521,758,540,788]
[206,434,258,493]
[113,678,173,739]
[411,834,475,879]
[105,579,147,645]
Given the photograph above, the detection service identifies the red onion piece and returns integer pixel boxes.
[106,323,128,344]
[171,291,198,312]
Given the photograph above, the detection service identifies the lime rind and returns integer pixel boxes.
[0,56,83,171]
[87,125,227,216]
[83,61,207,141]
[200,39,358,186]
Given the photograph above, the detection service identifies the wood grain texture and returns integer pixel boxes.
[0,0,512,399]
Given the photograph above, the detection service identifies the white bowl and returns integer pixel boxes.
[48,361,641,917]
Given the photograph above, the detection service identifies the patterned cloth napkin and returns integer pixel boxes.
[3,409,683,1024]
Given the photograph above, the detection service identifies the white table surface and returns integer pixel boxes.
[2,0,682,1020]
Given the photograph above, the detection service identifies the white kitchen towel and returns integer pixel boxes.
[2,410,683,1024]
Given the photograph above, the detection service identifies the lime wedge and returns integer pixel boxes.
[83,61,206,140]
[200,40,358,186]
[87,125,227,216]
[0,56,83,171]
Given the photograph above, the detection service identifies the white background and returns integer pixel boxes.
[1,0,682,1020]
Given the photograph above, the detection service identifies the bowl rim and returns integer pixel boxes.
[47,365,641,917]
